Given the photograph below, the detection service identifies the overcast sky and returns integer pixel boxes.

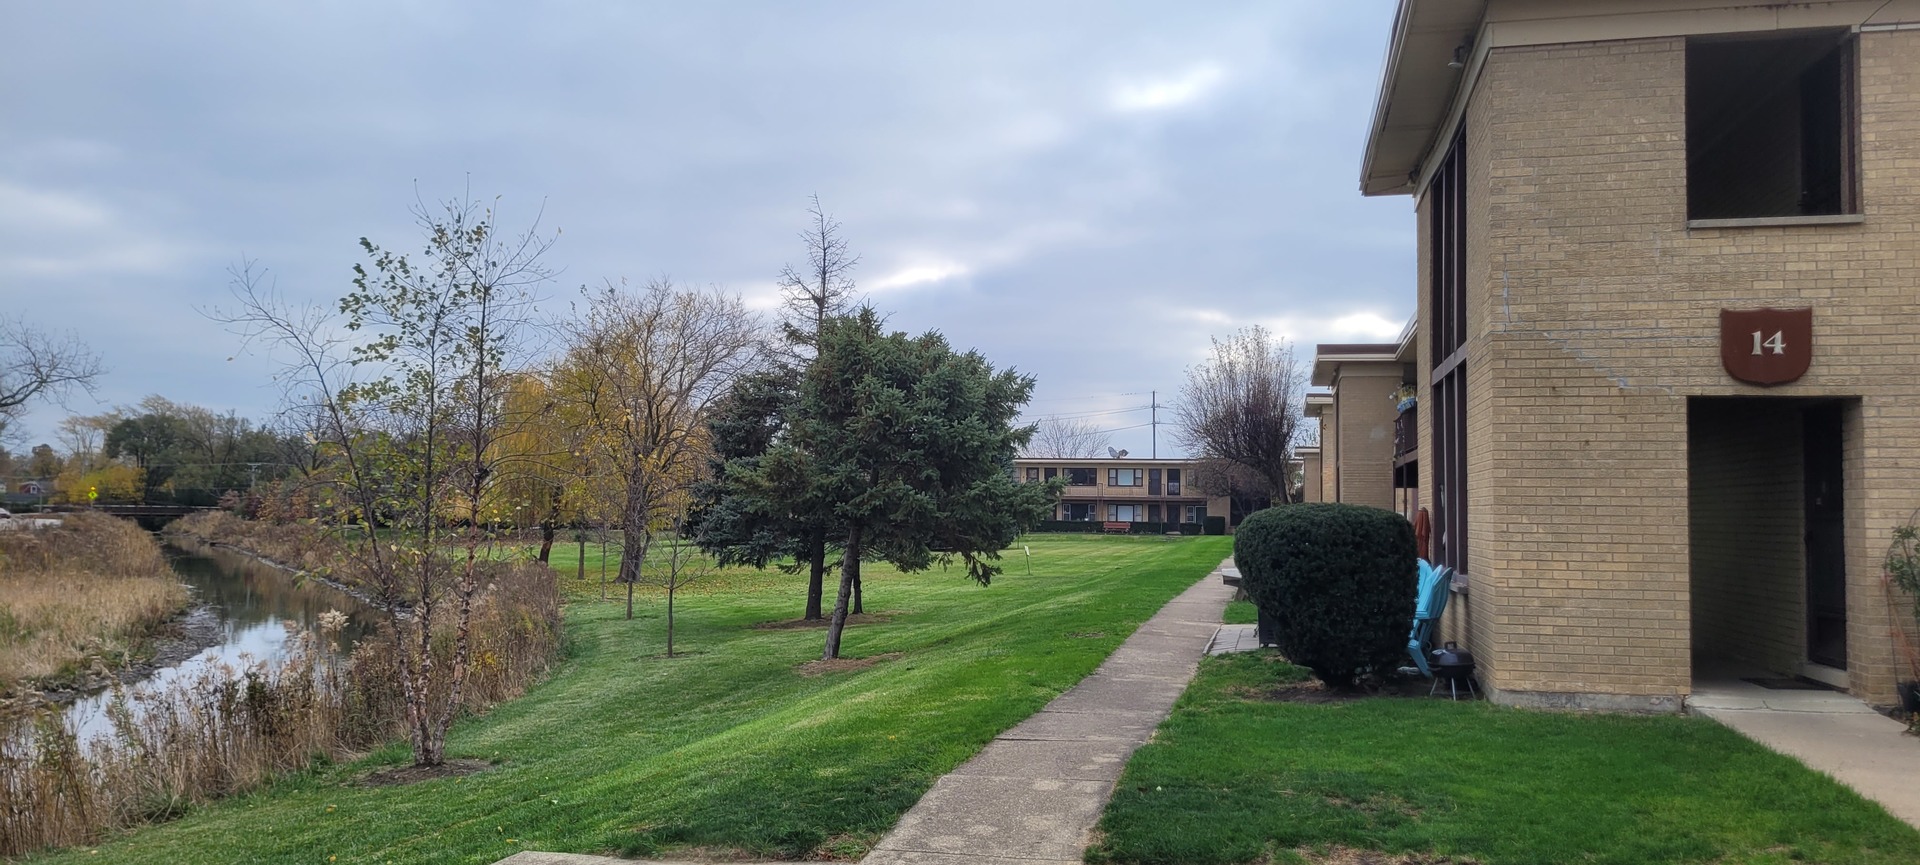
[2,0,1413,459]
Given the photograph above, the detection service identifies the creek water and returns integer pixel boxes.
[61,542,378,741]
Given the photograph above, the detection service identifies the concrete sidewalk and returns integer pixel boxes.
[859,559,1238,865]
[1690,677,1920,829]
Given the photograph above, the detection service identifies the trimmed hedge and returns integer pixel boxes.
[1234,503,1417,688]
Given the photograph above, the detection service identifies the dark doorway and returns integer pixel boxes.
[1803,405,1847,669]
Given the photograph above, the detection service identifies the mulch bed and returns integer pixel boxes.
[357,758,493,787]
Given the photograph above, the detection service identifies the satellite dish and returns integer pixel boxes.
[1107,447,1118,458]
[1116,449,1129,458]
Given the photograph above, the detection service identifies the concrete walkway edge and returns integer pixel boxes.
[858,558,1238,865]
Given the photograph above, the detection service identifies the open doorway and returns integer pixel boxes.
[1688,398,1852,685]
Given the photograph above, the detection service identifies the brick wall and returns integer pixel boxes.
[1333,369,1402,509]
[1440,31,1920,707]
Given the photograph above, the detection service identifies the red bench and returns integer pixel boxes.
[1102,521,1132,534]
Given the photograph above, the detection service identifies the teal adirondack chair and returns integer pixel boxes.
[1407,559,1455,678]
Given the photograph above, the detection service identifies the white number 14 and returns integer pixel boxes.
[1751,330,1787,356]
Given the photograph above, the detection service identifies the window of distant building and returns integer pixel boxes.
[1182,504,1206,524]
[1066,467,1098,486]
[1026,467,1040,482]
[1107,468,1142,487]
[1063,502,1096,521]
[1108,504,1142,522]
[1687,31,1858,220]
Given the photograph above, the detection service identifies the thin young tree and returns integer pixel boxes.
[558,280,763,621]
[216,193,556,767]
[640,513,714,657]
[1173,325,1308,506]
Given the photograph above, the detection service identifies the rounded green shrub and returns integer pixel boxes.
[1234,503,1417,688]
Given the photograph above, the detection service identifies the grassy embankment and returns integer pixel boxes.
[1089,651,1920,865]
[28,533,1231,864]
[0,513,188,697]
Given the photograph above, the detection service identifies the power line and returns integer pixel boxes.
[1024,405,1151,422]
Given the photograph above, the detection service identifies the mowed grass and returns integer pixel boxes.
[30,533,1230,864]
[1222,598,1257,625]
[1089,652,1920,865]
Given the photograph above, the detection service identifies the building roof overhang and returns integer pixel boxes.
[1303,392,1334,418]
[1311,343,1402,387]
[1360,0,1487,197]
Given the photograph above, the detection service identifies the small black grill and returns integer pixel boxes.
[1429,641,1478,700]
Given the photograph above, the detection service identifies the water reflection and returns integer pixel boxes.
[63,544,378,741]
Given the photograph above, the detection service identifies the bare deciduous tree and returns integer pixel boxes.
[1024,416,1113,459]
[0,316,106,444]
[558,280,764,621]
[1174,325,1307,505]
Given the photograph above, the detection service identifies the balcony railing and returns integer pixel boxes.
[1394,404,1418,460]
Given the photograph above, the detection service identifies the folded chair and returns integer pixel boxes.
[1407,559,1455,678]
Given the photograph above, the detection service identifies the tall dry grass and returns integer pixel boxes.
[0,514,189,695]
[0,554,561,858]
[162,510,343,582]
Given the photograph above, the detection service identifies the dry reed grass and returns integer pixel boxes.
[0,513,189,695]
[0,549,561,858]
[163,510,342,582]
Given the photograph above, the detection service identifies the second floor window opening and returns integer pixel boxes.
[1687,30,1858,220]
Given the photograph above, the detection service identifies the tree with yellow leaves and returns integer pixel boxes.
[558,279,765,620]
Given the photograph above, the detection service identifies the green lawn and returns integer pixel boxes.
[1223,598,1257,625]
[1089,652,1920,865]
[32,534,1230,864]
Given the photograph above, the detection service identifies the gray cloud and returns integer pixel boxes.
[1,0,1410,457]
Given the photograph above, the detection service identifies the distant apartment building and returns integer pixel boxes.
[1361,0,1920,710]
[1013,457,1230,527]
[1300,337,1419,519]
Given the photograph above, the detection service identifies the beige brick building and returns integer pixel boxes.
[1301,339,1421,519]
[1013,458,1230,529]
[1363,0,1920,710]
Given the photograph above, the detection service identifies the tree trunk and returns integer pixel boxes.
[538,520,557,563]
[626,579,635,621]
[804,531,826,620]
[823,524,861,660]
[576,533,586,584]
[851,557,863,615]
[599,533,608,601]
[666,585,676,657]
